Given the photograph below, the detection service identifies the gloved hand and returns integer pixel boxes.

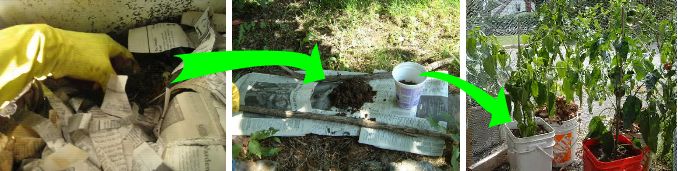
[0,24,134,109]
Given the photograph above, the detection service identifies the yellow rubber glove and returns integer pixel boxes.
[232,83,240,112]
[0,24,133,109]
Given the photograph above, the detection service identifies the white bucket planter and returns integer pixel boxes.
[503,117,555,171]
[392,62,427,109]
[549,116,578,167]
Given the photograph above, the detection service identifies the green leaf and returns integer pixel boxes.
[562,76,573,102]
[251,127,279,140]
[248,140,263,158]
[638,106,659,152]
[531,80,539,98]
[483,55,497,80]
[632,59,647,81]
[262,147,282,157]
[622,95,642,129]
[535,82,547,106]
[233,143,243,159]
[632,137,643,150]
[661,115,676,157]
[616,38,629,59]
[451,148,460,171]
[466,36,477,58]
[556,61,567,77]
[547,92,556,116]
[587,116,607,139]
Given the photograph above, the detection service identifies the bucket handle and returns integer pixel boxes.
[538,146,554,159]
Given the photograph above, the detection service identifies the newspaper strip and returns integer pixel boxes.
[100,75,133,118]
[90,128,127,171]
[232,114,360,136]
[235,72,449,156]
[133,142,168,171]
[68,97,84,112]
[128,23,193,53]
[42,86,74,143]
[70,131,101,168]
[181,11,226,33]
[192,7,215,53]
[31,119,66,149]
[163,145,225,171]
[122,125,153,171]
[235,73,316,112]
[158,92,225,143]
[67,113,92,133]
[71,160,101,171]
[358,128,445,156]
[41,144,89,170]
[42,86,74,125]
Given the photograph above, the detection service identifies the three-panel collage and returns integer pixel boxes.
[0,0,674,170]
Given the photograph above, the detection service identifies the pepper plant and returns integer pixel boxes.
[580,0,676,165]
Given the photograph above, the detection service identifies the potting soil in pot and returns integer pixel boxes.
[536,97,578,124]
[589,143,639,162]
[328,78,377,113]
[510,125,549,138]
[398,80,418,85]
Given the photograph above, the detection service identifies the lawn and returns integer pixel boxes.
[234,0,459,74]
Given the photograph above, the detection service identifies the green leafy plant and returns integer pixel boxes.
[234,127,282,159]
[426,113,460,170]
[576,0,675,165]
[236,21,257,50]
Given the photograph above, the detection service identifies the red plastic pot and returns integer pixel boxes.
[582,135,644,171]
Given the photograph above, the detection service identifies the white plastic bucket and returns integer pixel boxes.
[392,62,427,109]
[503,117,555,171]
[550,116,578,167]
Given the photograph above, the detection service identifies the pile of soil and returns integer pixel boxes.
[328,78,376,113]
[536,97,578,124]
[255,135,450,170]
[589,143,639,162]
[511,124,549,138]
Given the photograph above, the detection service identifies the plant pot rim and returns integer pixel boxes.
[505,117,556,141]
[546,115,579,127]
[582,134,644,165]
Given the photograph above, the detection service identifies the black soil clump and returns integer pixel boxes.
[329,78,376,113]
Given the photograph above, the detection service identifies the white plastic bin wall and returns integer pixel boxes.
[0,0,224,32]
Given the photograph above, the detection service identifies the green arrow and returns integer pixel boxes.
[420,71,510,127]
[172,44,325,84]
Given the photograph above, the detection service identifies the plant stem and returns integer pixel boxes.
[613,3,627,153]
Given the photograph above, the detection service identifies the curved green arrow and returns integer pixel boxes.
[420,71,510,128]
[173,44,324,84]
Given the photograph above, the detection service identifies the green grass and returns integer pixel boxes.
[234,0,460,73]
